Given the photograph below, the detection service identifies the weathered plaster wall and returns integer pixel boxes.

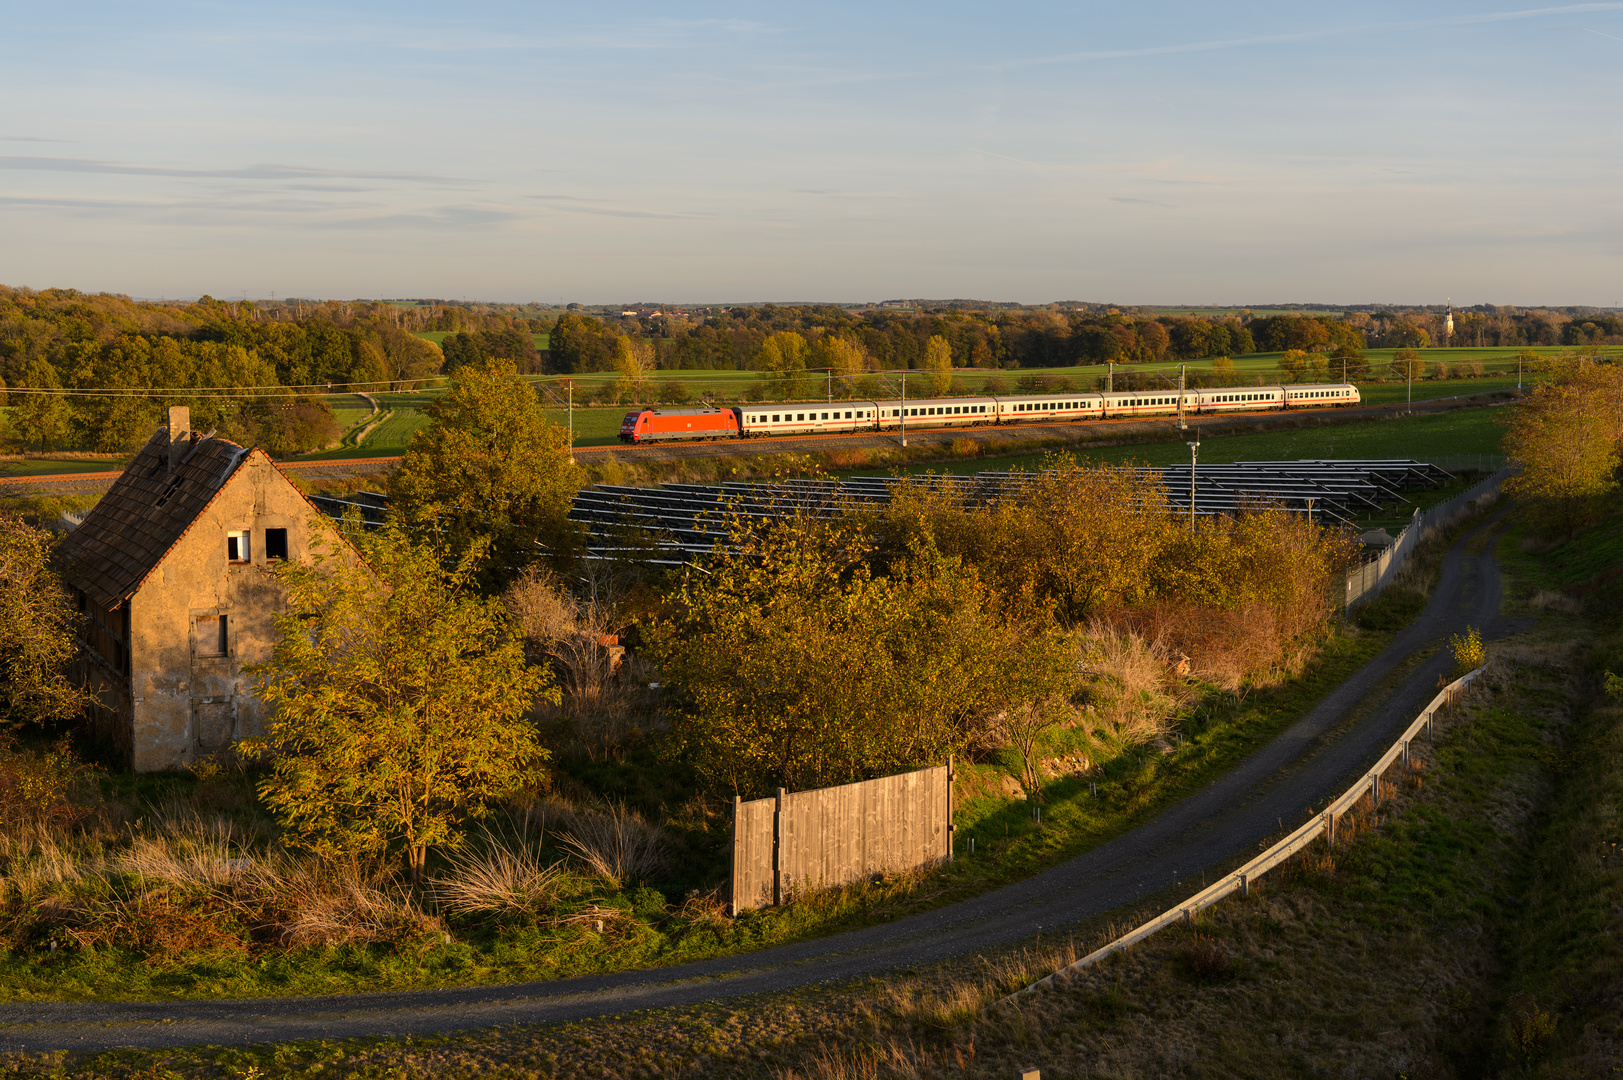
[128,451,341,771]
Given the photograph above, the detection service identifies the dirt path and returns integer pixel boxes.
[0,510,1515,1053]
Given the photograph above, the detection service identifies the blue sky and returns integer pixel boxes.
[2,1,1620,304]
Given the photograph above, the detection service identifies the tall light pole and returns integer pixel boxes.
[1187,438,1200,529]
[567,379,575,462]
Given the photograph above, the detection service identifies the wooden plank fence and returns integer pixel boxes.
[730,762,953,915]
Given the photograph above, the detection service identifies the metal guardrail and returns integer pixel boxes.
[1344,468,1511,612]
[997,666,1485,1006]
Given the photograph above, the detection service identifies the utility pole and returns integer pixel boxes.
[900,371,907,447]
[1518,352,1523,391]
[1187,438,1200,529]
[567,379,575,462]
[1177,364,1187,431]
[1106,360,1114,394]
[827,369,832,404]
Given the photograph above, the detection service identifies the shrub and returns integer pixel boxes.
[1450,625,1485,676]
[0,737,94,836]
[657,380,692,404]
[1179,935,1234,982]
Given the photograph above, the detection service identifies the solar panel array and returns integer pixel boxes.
[567,459,1457,564]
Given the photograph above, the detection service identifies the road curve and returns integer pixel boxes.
[0,508,1514,1052]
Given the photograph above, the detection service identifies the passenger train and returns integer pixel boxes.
[618,382,1360,443]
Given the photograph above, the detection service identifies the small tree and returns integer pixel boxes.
[1392,348,1425,382]
[922,335,954,395]
[0,513,89,729]
[612,335,654,404]
[389,360,582,584]
[246,522,557,882]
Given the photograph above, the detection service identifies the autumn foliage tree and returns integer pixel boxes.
[1503,361,1623,537]
[389,359,582,584]
[247,522,556,882]
[0,513,88,729]
[644,512,1074,796]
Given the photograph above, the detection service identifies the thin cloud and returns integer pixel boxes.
[1008,3,1623,69]
[0,135,76,143]
[1110,197,1175,208]
[1583,25,1623,39]
[0,156,472,184]
[527,194,704,219]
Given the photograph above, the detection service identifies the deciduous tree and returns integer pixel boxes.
[1503,365,1623,537]
[246,522,556,882]
[922,335,953,395]
[0,513,88,729]
[389,360,582,583]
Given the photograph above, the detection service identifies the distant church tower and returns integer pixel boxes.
[1443,300,1454,346]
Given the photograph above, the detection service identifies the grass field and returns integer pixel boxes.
[416,331,550,350]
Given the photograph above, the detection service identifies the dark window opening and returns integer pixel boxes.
[265,528,289,561]
[227,531,249,563]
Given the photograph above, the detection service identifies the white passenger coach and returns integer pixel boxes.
[729,383,1359,438]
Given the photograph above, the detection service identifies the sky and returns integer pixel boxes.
[1,1,1621,305]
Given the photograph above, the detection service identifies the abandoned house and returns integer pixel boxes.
[57,406,348,771]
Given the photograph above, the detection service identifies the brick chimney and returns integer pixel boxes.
[167,406,190,475]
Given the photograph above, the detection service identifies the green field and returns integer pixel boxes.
[297,360,1533,461]
[0,456,125,478]
[416,331,550,350]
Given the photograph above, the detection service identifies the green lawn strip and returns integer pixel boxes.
[0,457,127,479]
[841,408,1507,483]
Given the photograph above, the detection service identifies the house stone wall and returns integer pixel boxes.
[127,451,343,771]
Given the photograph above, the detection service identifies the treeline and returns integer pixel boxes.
[549,307,1373,375]
[0,288,446,454]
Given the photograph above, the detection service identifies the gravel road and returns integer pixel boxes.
[0,507,1514,1053]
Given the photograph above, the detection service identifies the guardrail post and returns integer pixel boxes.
[1325,810,1336,847]
[1240,872,1249,897]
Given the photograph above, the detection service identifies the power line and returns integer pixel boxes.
[0,376,450,400]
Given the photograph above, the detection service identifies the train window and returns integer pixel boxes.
[797,413,805,421]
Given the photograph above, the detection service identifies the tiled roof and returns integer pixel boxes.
[57,429,252,609]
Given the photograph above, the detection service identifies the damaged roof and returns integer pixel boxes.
[57,427,253,609]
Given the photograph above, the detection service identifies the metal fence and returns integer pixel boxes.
[1344,468,1511,612]
[730,763,954,915]
[1001,666,1485,1003]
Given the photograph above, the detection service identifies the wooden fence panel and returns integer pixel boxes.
[732,764,952,914]
[730,795,778,916]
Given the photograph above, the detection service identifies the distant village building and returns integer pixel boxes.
[56,407,349,771]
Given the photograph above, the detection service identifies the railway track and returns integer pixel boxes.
[0,393,1507,495]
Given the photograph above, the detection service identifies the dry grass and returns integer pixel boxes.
[1529,588,1583,614]
[431,832,564,916]
[554,801,667,889]
[1076,621,1185,747]
[503,566,659,752]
